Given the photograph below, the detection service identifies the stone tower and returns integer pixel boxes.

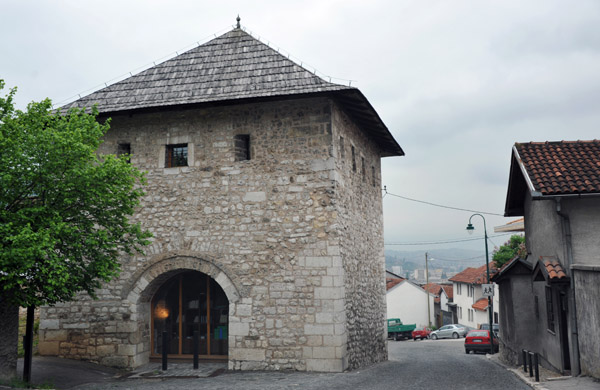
[38,26,403,372]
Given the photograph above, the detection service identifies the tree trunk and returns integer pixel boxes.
[0,298,19,381]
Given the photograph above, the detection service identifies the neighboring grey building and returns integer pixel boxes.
[495,140,600,379]
[37,25,403,372]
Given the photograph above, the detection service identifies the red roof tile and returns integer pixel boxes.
[515,140,600,196]
[441,285,453,299]
[422,283,442,295]
[449,264,497,285]
[472,298,489,311]
[386,277,405,290]
[543,259,568,280]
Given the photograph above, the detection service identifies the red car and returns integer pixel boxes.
[464,329,499,354]
[412,326,432,341]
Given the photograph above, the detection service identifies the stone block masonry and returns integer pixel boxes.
[38,96,388,372]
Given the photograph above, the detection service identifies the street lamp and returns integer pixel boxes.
[466,213,495,354]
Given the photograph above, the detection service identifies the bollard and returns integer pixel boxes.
[533,353,539,382]
[528,351,534,377]
[193,330,199,369]
[162,331,168,371]
[522,350,528,372]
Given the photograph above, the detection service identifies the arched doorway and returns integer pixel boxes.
[151,271,228,359]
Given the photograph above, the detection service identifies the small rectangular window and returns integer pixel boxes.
[117,143,131,163]
[351,146,356,172]
[339,136,345,159]
[165,144,188,168]
[234,134,250,161]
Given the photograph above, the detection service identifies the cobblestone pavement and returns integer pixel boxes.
[72,339,530,390]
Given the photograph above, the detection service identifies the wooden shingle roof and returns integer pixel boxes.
[62,27,403,157]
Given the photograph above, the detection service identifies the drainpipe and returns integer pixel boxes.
[555,198,581,376]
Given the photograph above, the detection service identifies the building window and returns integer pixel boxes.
[339,136,345,159]
[117,143,131,163]
[457,284,462,295]
[459,307,463,319]
[546,286,555,333]
[165,144,188,168]
[234,134,250,161]
[494,312,499,324]
[361,157,366,181]
[468,309,473,322]
[467,286,472,297]
[372,166,376,187]
[351,146,356,172]
[534,296,539,319]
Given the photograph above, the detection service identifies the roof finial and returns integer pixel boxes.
[236,15,241,28]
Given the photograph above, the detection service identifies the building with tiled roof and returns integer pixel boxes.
[421,283,454,328]
[449,265,499,330]
[496,140,600,379]
[37,22,403,373]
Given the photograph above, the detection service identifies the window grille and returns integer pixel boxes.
[166,144,188,167]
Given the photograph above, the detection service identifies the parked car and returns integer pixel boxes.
[430,324,468,339]
[464,329,499,354]
[479,323,500,338]
[412,326,432,341]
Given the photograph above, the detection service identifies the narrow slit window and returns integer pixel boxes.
[234,134,250,161]
[351,146,356,172]
[165,144,188,168]
[361,157,366,181]
[339,136,345,159]
[372,166,376,187]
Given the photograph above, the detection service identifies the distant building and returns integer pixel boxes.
[449,265,499,329]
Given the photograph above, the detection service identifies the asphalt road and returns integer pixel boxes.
[69,338,529,390]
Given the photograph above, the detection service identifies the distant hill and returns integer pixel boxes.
[385,248,487,278]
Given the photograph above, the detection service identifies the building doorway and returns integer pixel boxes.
[151,271,228,359]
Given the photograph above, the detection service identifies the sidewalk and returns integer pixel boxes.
[487,354,600,390]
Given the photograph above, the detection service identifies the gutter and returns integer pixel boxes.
[555,198,581,376]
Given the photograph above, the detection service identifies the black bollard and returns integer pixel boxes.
[193,330,199,369]
[162,331,168,371]
[23,306,35,383]
[528,351,534,377]
[522,350,528,372]
[533,353,539,382]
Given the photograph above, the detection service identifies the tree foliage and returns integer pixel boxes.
[492,234,526,267]
[0,81,151,307]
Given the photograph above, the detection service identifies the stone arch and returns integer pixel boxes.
[123,251,242,305]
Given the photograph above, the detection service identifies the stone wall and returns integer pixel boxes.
[39,96,389,372]
[331,104,388,370]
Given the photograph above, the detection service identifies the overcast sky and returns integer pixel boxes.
[2,0,599,262]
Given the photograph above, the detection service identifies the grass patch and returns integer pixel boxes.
[0,377,54,389]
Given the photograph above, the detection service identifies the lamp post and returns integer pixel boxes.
[425,252,431,328]
[466,213,495,354]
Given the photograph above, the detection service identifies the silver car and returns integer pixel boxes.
[430,324,468,339]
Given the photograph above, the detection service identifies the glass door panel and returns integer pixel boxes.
[181,272,208,355]
[210,280,228,355]
[152,276,180,354]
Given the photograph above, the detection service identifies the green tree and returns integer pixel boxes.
[0,81,151,380]
[492,234,526,267]
[0,81,151,307]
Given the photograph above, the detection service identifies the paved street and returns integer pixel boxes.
[67,339,529,390]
